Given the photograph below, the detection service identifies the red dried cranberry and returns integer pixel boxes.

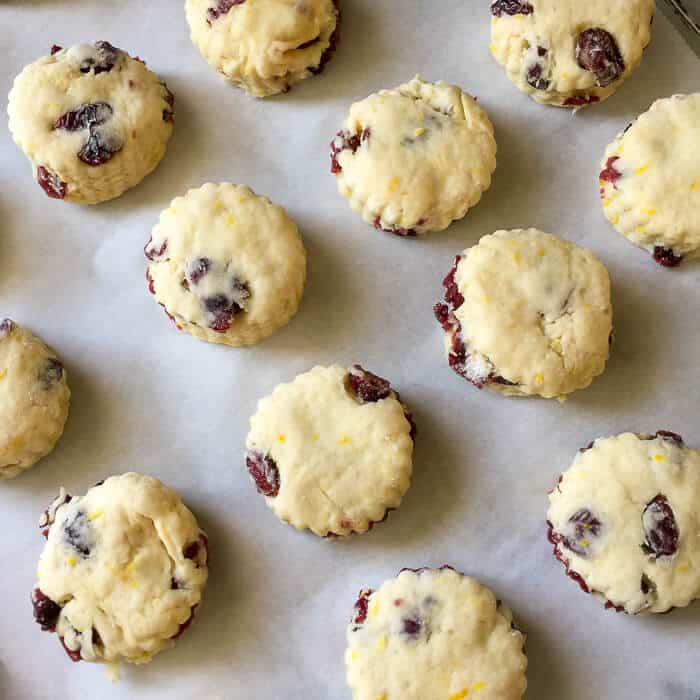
[144,238,168,261]
[351,589,373,629]
[563,94,600,107]
[63,509,91,557]
[433,303,450,331]
[78,128,122,166]
[80,41,119,75]
[547,522,591,594]
[183,535,209,568]
[207,0,246,22]
[490,0,533,16]
[162,85,175,123]
[186,258,211,285]
[54,102,112,131]
[561,509,602,557]
[0,318,14,334]
[372,217,419,238]
[37,165,67,199]
[579,440,596,453]
[599,156,622,186]
[53,102,121,166]
[146,268,156,295]
[246,451,280,497]
[59,637,82,662]
[347,365,392,403]
[330,128,370,174]
[652,246,682,268]
[308,0,341,76]
[442,257,464,309]
[402,617,422,636]
[526,50,550,91]
[51,45,63,55]
[642,495,679,558]
[655,430,683,445]
[39,491,72,537]
[32,589,61,631]
[39,358,64,387]
[576,29,625,87]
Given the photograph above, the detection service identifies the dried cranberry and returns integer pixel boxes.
[54,102,112,131]
[347,365,392,403]
[351,589,373,629]
[207,0,246,22]
[53,102,121,166]
[442,257,464,309]
[655,430,683,445]
[560,509,602,557]
[402,617,422,636]
[172,606,198,640]
[490,0,533,16]
[372,217,419,238]
[50,45,63,55]
[63,509,91,557]
[162,85,175,123]
[579,440,596,453]
[330,128,370,174]
[308,0,341,76]
[32,589,61,631]
[37,165,67,199]
[547,522,591,593]
[80,41,119,75]
[652,246,682,268]
[0,318,14,334]
[433,303,450,331]
[183,535,209,568]
[186,258,211,285]
[78,128,122,166]
[39,358,64,387]
[144,238,168,261]
[563,95,600,107]
[576,29,625,87]
[59,637,82,662]
[642,495,679,558]
[599,156,622,186]
[246,451,280,497]
[526,63,549,91]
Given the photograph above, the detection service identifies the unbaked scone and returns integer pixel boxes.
[245,365,415,536]
[145,183,306,347]
[0,319,70,480]
[489,0,655,108]
[433,229,613,399]
[185,0,340,97]
[330,76,497,236]
[599,94,700,267]
[346,567,528,700]
[32,473,209,664]
[547,431,700,614]
[7,42,175,204]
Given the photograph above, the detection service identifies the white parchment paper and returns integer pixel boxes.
[1,1,699,698]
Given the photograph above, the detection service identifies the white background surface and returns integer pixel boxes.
[1,1,699,698]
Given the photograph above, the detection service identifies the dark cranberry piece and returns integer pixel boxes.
[347,365,392,403]
[372,217,418,238]
[146,268,156,295]
[433,303,450,331]
[39,491,72,537]
[442,257,464,309]
[39,358,64,387]
[330,128,370,174]
[246,451,280,497]
[576,29,625,87]
[50,45,63,55]
[78,128,122,166]
[0,318,14,334]
[599,156,622,185]
[92,628,102,647]
[655,430,683,445]
[53,102,121,166]
[642,495,679,558]
[207,0,246,22]
[561,509,602,557]
[144,238,168,261]
[526,62,550,91]
[59,636,82,662]
[162,85,175,123]
[351,589,373,629]
[187,258,211,285]
[641,574,656,596]
[80,41,119,75]
[547,522,591,594]
[183,535,209,568]
[402,617,422,636]
[32,589,61,631]
[204,295,239,332]
[579,440,596,453]
[184,541,200,560]
[308,0,341,76]
[490,0,533,16]
[172,605,199,640]
[652,246,682,268]
[563,94,600,107]
[37,165,67,199]
[171,577,182,590]
[53,102,112,131]
[63,509,91,557]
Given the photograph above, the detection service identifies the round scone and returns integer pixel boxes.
[599,94,700,268]
[547,431,700,614]
[145,183,306,347]
[0,319,70,480]
[245,365,415,536]
[7,42,175,204]
[434,229,613,399]
[346,567,528,700]
[32,473,209,664]
[185,0,340,97]
[489,0,655,108]
[330,76,497,236]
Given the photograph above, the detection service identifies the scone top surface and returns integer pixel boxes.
[146,182,306,347]
[245,365,414,536]
[346,567,527,700]
[185,0,340,97]
[490,0,655,107]
[0,319,70,479]
[7,42,174,204]
[600,93,700,265]
[331,76,496,235]
[34,473,208,664]
[548,432,700,614]
[437,229,612,398]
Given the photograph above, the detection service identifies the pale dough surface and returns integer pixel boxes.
[185,0,339,97]
[7,43,174,204]
[600,93,700,260]
[346,568,527,700]
[245,365,414,536]
[332,76,496,234]
[490,0,655,107]
[548,433,700,613]
[447,229,612,398]
[0,320,70,479]
[35,473,208,663]
[146,182,306,347]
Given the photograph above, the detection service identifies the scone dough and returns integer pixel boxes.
[330,76,496,235]
[0,319,70,479]
[346,567,528,700]
[600,94,700,267]
[489,0,655,108]
[434,229,612,399]
[8,42,174,204]
[145,182,306,347]
[245,365,415,536]
[548,432,700,614]
[33,473,209,663]
[185,0,340,97]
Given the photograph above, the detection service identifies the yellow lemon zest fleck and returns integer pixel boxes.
[537,247,545,257]
[635,226,646,235]
[450,690,469,700]
[388,176,401,193]
[67,556,77,568]
[534,373,544,384]
[512,252,521,264]
[212,200,223,211]
[0,369,6,380]
[634,163,650,175]
[677,562,690,573]
[311,433,320,441]
[603,199,612,208]
[691,182,698,191]
[88,510,103,521]
[37,567,42,578]
[167,207,176,216]
[489,42,496,52]
[644,208,657,216]
[375,696,388,700]
[618,144,625,154]
[653,454,665,462]
[338,434,351,445]
[580,538,590,548]
[10,436,24,449]
[515,14,524,20]
[610,215,619,225]
[473,681,486,692]
[225,214,236,227]
[375,635,388,652]
[276,434,286,443]
[481,296,490,305]
[414,127,425,137]
[350,650,359,661]
[369,601,380,619]
[549,338,562,354]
